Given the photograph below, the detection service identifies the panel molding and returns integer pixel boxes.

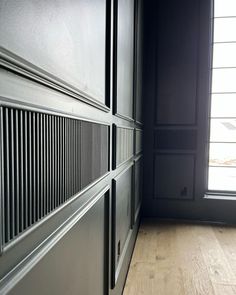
[112,124,134,170]
[133,0,143,125]
[154,0,200,127]
[0,1,144,294]
[153,153,196,200]
[135,128,143,155]
[0,99,110,127]
[111,163,133,288]
[0,105,3,253]
[114,111,135,123]
[113,0,135,122]
[0,105,109,251]
[0,0,111,115]
[112,229,132,288]
[0,186,110,294]
[154,129,197,150]
[133,155,143,224]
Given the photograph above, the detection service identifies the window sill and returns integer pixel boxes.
[204,192,236,201]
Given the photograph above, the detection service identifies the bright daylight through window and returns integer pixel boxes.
[208,0,236,191]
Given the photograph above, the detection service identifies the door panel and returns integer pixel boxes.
[143,0,236,223]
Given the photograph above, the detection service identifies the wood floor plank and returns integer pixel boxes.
[123,220,236,295]
[124,220,184,295]
[175,224,215,295]
[213,283,236,295]
[195,225,236,284]
[124,262,185,295]
[213,226,236,275]
[130,220,176,264]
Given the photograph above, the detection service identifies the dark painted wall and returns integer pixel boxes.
[143,0,236,223]
[0,1,144,294]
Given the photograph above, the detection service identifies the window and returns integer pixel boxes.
[208,0,236,192]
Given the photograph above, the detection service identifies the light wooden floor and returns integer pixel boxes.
[123,219,236,295]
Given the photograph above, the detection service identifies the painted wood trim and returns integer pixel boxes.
[0,186,110,294]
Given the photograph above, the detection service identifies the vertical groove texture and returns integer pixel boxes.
[1,107,109,246]
[135,129,142,154]
[116,127,134,167]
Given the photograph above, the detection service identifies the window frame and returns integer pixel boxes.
[206,0,236,196]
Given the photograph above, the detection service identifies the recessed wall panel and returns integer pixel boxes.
[0,0,107,104]
[134,156,143,223]
[6,192,108,295]
[115,0,134,120]
[0,107,109,247]
[112,165,133,283]
[114,125,134,168]
[135,129,143,154]
[81,122,109,189]
[134,0,143,123]
[156,0,199,125]
[154,129,197,150]
[154,154,195,199]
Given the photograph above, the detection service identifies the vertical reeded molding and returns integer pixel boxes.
[0,107,4,251]
[28,112,32,227]
[10,109,15,239]
[15,110,20,235]
[5,109,10,243]
[0,107,109,246]
[19,111,24,231]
